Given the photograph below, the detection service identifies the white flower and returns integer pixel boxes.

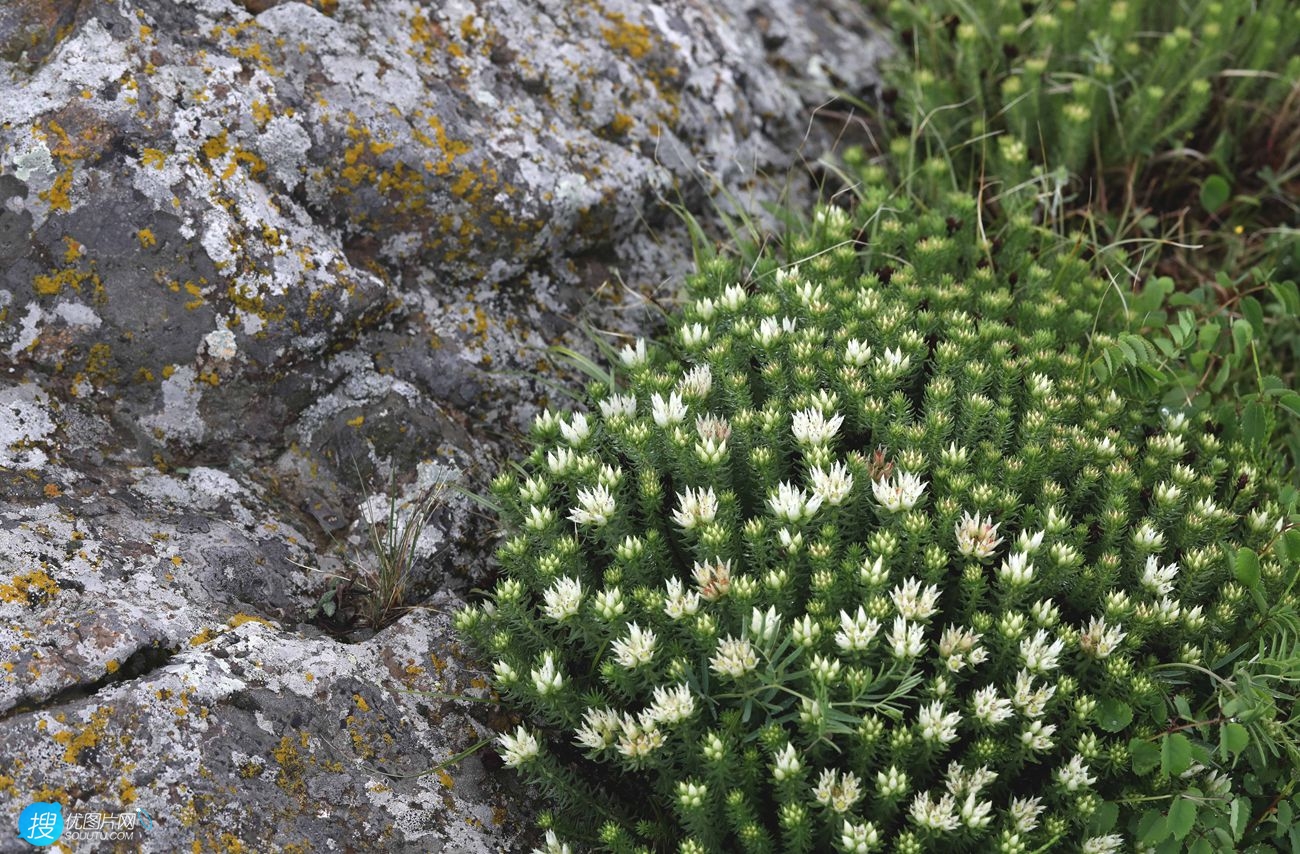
[651,391,687,427]
[1081,835,1124,854]
[1015,528,1046,554]
[955,512,1002,559]
[1141,555,1179,597]
[616,715,665,759]
[695,414,732,443]
[877,765,909,798]
[891,577,941,621]
[909,791,960,832]
[943,762,997,798]
[997,551,1035,588]
[533,409,561,433]
[524,504,556,531]
[755,316,796,345]
[958,791,994,829]
[596,464,622,489]
[749,606,782,644]
[493,660,519,685]
[941,442,968,465]
[938,625,987,673]
[645,683,695,725]
[809,461,854,506]
[1154,595,1182,623]
[532,829,572,854]
[813,768,863,813]
[768,481,823,523]
[1132,521,1165,550]
[498,725,540,767]
[679,322,711,348]
[695,436,727,465]
[612,623,657,669]
[720,283,748,310]
[619,338,648,367]
[598,393,637,420]
[1020,719,1057,752]
[791,407,845,447]
[559,412,591,446]
[710,635,758,679]
[542,576,583,621]
[791,614,821,647]
[1008,796,1044,834]
[814,205,850,230]
[888,616,926,659]
[1079,616,1126,659]
[872,471,927,512]
[970,685,1015,725]
[592,586,625,620]
[1020,629,1065,674]
[835,607,881,652]
[519,476,549,503]
[692,559,733,601]
[531,652,564,695]
[1055,755,1097,791]
[917,701,961,745]
[1012,670,1055,718]
[844,339,872,366]
[840,820,880,853]
[574,707,621,751]
[673,486,718,530]
[772,742,802,782]
[663,577,701,619]
[677,364,713,399]
[810,653,842,682]
[876,347,911,377]
[568,484,616,527]
[859,555,888,586]
[546,447,578,475]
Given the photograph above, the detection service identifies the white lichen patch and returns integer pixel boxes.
[0,384,55,470]
[140,365,206,445]
[52,301,103,328]
[203,327,238,360]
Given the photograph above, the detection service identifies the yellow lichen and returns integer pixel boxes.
[0,569,60,606]
[228,613,272,629]
[137,228,157,248]
[251,100,273,126]
[601,12,654,60]
[189,628,217,647]
[52,707,112,763]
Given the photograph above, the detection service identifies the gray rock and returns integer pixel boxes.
[0,0,886,849]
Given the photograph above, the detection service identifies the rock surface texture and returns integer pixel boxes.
[0,0,885,849]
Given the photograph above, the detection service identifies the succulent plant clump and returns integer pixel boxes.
[456,173,1300,852]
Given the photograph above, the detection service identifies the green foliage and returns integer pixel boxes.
[456,188,1300,852]
[878,0,1300,192]
[872,0,1300,483]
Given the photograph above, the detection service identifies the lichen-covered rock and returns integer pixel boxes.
[0,0,886,848]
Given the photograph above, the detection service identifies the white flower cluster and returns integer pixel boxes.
[467,211,1282,853]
